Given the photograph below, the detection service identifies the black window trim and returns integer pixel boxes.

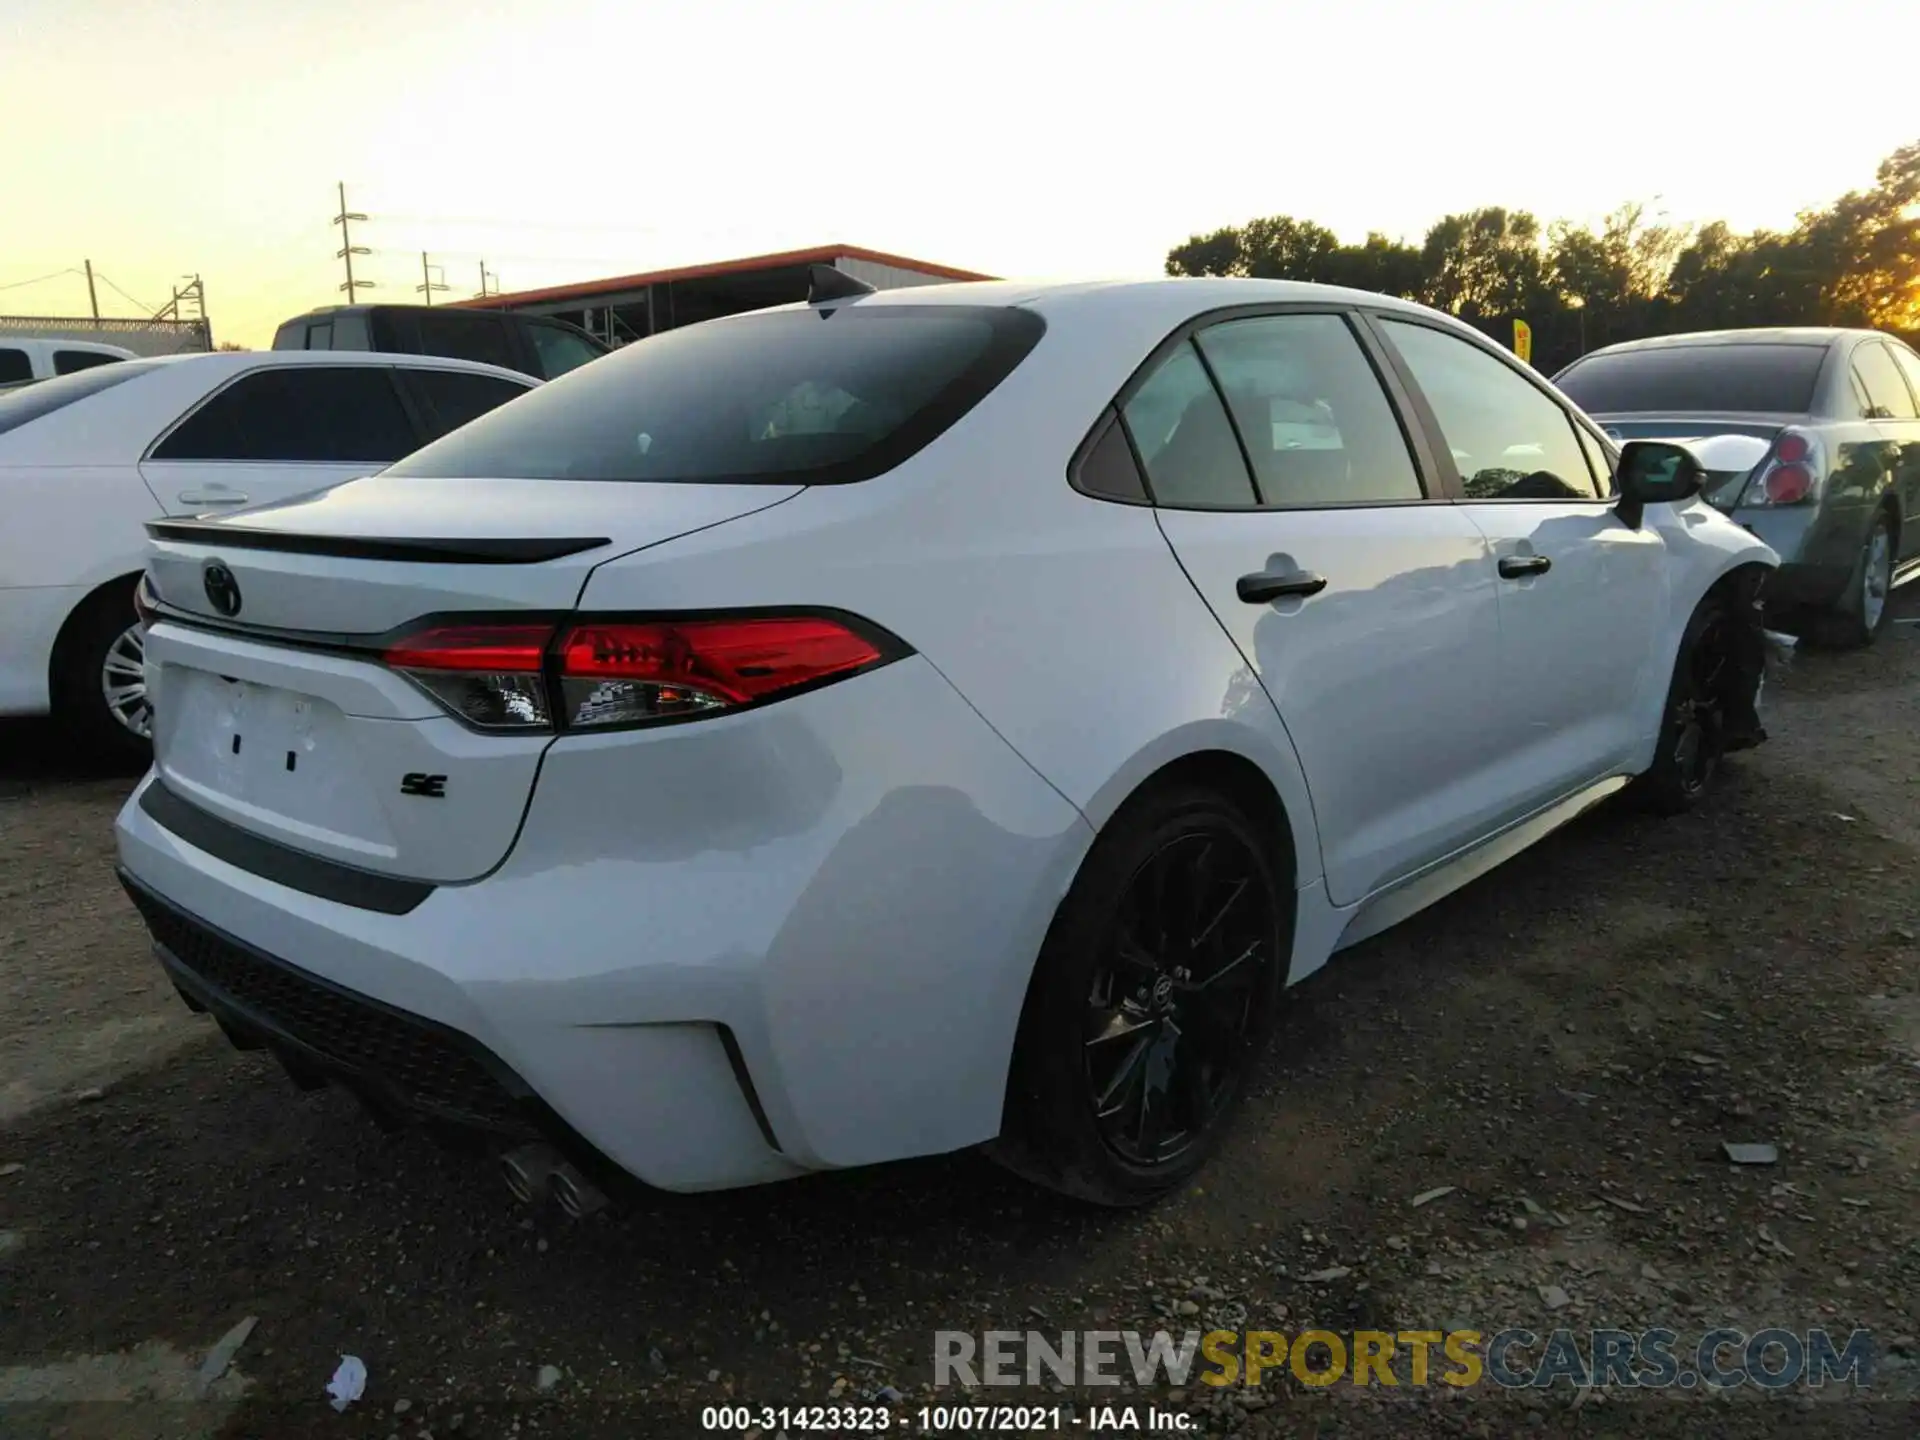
[1359,308,1614,506]
[143,361,422,466]
[1067,301,1449,513]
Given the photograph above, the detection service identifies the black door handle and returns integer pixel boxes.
[1237,570,1328,604]
[1497,554,1552,579]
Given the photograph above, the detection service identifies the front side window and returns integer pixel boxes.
[526,321,604,379]
[1120,342,1256,508]
[306,321,334,351]
[0,348,29,383]
[1381,319,1600,500]
[153,366,417,464]
[386,306,1045,485]
[1853,341,1918,420]
[1194,313,1423,507]
[54,349,122,376]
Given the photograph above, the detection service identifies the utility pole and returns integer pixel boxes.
[83,259,100,321]
[332,182,373,297]
[416,253,449,306]
[474,261,498,299]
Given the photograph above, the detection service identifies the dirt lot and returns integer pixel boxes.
[2,598,1917,1440]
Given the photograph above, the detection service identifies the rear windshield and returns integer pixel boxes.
[0,360,160,437]
[1555,343,1826,415]
[383,305,1046,484]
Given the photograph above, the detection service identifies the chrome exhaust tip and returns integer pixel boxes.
[500,1144,561,1207]
[550,1162,609,1219]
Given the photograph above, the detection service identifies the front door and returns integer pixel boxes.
[1126,310,1508,906]
[1371,316,1667,817]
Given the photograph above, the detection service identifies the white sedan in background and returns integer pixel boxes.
[0,350,537,758]
[117,275,1774,1211]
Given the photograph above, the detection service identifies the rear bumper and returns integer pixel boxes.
[1727,502,1870,618]
[114,655,1092,1192]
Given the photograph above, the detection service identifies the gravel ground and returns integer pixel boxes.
[2,594,1917,1440]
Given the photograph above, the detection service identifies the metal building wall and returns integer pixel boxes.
[834,257,974,292]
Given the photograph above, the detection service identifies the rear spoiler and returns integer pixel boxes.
[144,519,609,565]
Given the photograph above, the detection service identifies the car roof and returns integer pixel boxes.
[140,349,536,382]
[1576,327,1878,360]
[770,274,1453,317]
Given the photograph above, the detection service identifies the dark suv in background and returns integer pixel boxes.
[272,304,608,381]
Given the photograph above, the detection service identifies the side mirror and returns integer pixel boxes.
[1615,440,1704,529]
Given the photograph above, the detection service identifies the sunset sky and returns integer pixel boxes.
[4,0,1915,349]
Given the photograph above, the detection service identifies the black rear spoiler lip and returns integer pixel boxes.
[144,520,610,565]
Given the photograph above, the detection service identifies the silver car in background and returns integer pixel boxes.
[1556,328,1920,645]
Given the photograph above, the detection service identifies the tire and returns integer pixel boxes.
[51,580,152,766]
[1828,509,1897,650]
[990,782,1290,1207]
[1634,596,1733,816]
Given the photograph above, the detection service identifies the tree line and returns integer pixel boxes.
[1165,141,1919,377]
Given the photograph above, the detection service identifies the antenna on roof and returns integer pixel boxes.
[807,263,876,305]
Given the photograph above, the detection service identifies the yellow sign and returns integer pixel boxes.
[1513,319,1533,364]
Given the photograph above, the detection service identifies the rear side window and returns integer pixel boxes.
[1120,342,1256,508]
[0,348,29,383]
[525,321,604,379]
[1891,345,1920,412]
[306,321,334,350]
[415,310,518,372]
[1853,342,1918,420]
[333,313,372,350]
[53,349,123,376]
[153,366,418,464]
[1555,344,1826,414]
[385,306,1046,484]
[0,360,157,436]
[400,368,533,442]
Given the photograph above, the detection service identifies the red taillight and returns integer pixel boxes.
[1741,429,1822,508]
[383,624,552,673]
[384,623,556,730]
[1763,464,1813,504]
[555,617,886,727]
[381,614,898,731]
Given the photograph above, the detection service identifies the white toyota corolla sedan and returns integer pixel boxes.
[114,275,1776,1209]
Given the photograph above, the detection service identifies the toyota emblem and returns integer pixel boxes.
[202,561,242,617]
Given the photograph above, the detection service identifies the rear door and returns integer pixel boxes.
[1137,308,1506,905]
[1371,315,1666,816]
[139,363,422,514]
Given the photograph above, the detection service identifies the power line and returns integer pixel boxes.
[0,267,82,294]
[90,270,158,314]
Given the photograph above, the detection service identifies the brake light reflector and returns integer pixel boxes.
[1763,464,1813,504]
[384,623,555,729]
[555,617,887,728]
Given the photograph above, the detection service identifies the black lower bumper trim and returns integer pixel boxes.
[138,779,435,915]
[119,867,536,1137]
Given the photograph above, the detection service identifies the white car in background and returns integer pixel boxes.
[0,351,537,758]
[0,337,136,391]
[116,275,1775,1211]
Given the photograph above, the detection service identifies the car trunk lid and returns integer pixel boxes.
[1592,412,1802,513]
[141,474,800,883]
